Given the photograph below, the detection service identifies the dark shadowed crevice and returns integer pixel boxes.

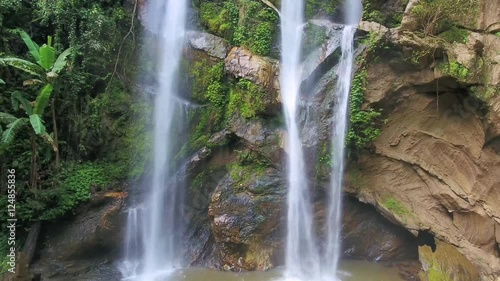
[417,230,436,252]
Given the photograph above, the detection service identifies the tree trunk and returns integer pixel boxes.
[30,131,37,190]
[22,222,41,265]
[51,98,60,171]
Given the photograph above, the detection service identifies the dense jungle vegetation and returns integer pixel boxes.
[0,0,145,271]
[0,0,483,274]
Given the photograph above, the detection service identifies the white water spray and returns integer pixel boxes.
[280,0,321,280]
[281,0,362,280]
[325,0,362,279]
[120,0,188,280]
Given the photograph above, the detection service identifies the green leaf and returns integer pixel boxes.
[2,118,27,144]
[11,95,19,111]
[51,48,71,74]
[33,84,53,115]
[0,112,17,124]
[12,92,33,115]
[0,78,4,84]
[0,57,45,78]
[29,114,46,135]
[19,30,40,64]
[39,44,56,71]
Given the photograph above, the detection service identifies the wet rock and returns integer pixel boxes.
[208,167,286,271]
[227,114,284,164]
[31,192,126,280]
[345,89,500,279]
[341,197,418,261]
[224,47,280,91]
[186,31,229,59]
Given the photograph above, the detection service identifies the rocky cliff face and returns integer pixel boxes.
[30,0,500,280]
[349,0,500,279]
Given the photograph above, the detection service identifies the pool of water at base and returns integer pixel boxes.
[162,260,407,281]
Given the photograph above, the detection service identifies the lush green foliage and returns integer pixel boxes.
[197,0,278,56]
[38,161,122,220]
[0,1,140,272]
[228,79,266,119]
[179,60,229,158]
[439,27,470,44]
[439,61,469,80]
[347,69,382,153]
[362,1,404,28]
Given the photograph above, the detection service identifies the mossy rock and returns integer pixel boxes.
[418,240,480,281]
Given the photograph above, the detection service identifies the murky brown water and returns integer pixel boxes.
[167,261,406,281]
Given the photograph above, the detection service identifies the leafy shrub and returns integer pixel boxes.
[197,0,278,56]
[228,79,266,119]
[347,70,382,153]
[411,0,478,35]
[439,61,469,80]
[439,26,470,43]
[179,61,229,159]
[39,161,120,220]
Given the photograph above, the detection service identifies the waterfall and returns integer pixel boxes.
[281,0,361,280]
[280,0,321,280]
[325,0,362,279]
[120,0,188,280]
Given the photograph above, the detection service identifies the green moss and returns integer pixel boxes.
[228,79,266,119]
[384,197,412,223]
[199,2,239,39]
[438,61,469,80]
[347,69,382,154]
[439,27,470,43]
[318,142,333,168]
[426,269,449,281]
[190,171,207,191]
[227,161,267,192]
[178,60,230,159]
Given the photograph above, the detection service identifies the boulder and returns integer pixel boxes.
[208,167,286,271]
[31,192,126,280]
[186,31,229,59]
[224,47,280,91]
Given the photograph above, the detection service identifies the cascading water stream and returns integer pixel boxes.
[120,0,188,280]
[281,0,362,280]
[325,0,362,279]
[280,0,320,280]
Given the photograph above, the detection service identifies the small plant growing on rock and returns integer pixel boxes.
[384,197,412,224]
[411,0,478,36]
